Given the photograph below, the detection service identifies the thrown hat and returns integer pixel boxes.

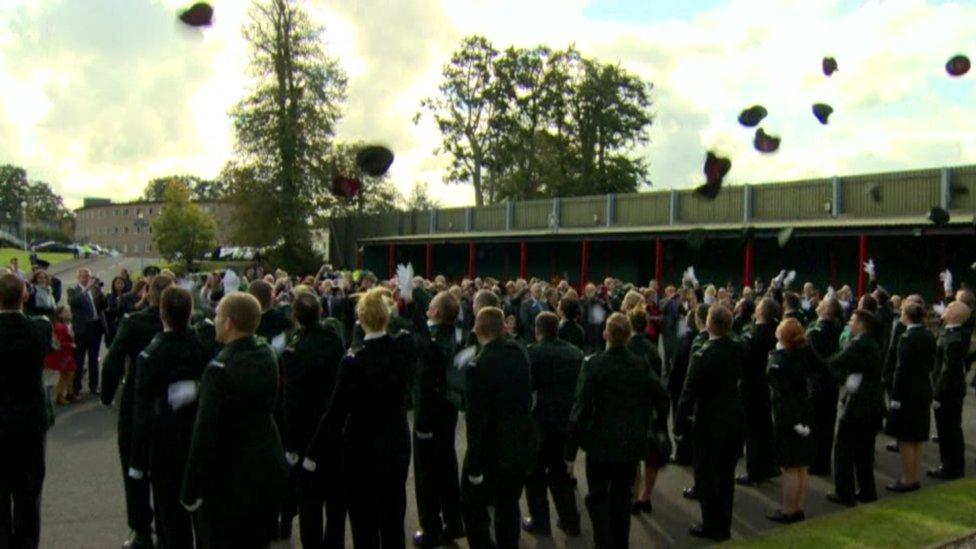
[355,145,395,177]
[333,176,361,200]
[754,128,780,153]
[737,105,767,128]
[178,2,213,27]
[928,206,950,227]
[822,56,838,77]
[812,103,833,125]
[695,152,731,200]
[946,54,970,77]
[777,227,794,248]
[866,183,882,203]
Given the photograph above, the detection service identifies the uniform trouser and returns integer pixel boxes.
[812,385,839,473]
[151,465,194,549]
[461,467,524,549]
[413,411,462,536]
[833,419,877,502]
[525,428,580,529]
[73,322,102,394]
[345,449,410,549]
[297,464,347,549]
[117,422,153,536]
[694,434,742,537]
[584,457,635,549]
[669,369,693,465]
[0,432,45,549]
[742,392,776,479]
[934,400,965,475]
[198,511,273,549]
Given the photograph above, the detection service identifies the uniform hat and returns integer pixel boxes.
[178,2,214,27]
[355,146,395,177]
[737,105,767,128]
[928,206,950,227]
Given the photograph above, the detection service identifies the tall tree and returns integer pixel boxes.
[404,182,441,211]
[0,164,74,233]
[142,175,227,202]
[313,141,403,219]
[151,180,217,270]
[231,0,348,271]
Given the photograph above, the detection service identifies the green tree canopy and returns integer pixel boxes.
[151,180,217,269]
[142,175,227,202]
[0,164,74,239]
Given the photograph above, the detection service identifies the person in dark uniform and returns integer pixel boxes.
[738,297,779,486]
[625,307,670,516]
[928,301,972,480]
[101,274,174,549]
[194,314,223,363]
[280,293,346,549]
[670,304,708,470]
[462,307,535,549]
[825,309,885,507]
[181,292,289,549]
[674,305,746,542]
[0,273,52,549]
[128,286,208,548]
[303,288,414,549]
[521,312,582,537]
[409,290,464,548]
[883,302,935,492]
[732,297,755,336]
[806,297,844,476]
[782,292,806,326]
[557,296,585,351]
[766,319,819,524]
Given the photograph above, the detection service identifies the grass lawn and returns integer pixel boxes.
[733,478,976,548]
[0,248,74,270]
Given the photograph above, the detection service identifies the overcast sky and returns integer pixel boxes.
[1,0,974,209]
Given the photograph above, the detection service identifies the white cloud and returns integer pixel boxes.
[0,0,974,210]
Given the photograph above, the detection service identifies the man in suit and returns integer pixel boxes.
[101,274,174,549]
[518,283,545,342]
[461,307,536,549]
[181,292,289,548]
[738,298,780,485]
[929,301,972,480]
[411,291,465,548]
[674,305,746,542]
[826,310,885,507]
[67,267,105,397]
[522,312,583,537]
[0,273,52,549]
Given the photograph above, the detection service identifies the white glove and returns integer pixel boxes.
[285,452,299,467]
[182,498,203,512]
[934,303,947,318]
[890,400,901,410]
[863,259,876,279]
[793,424,811,437]
[302,457,317,473]
[933,400,942,409]
[825,285,836,299]
[801,298,812,311]
[784,270,796,288]
[940,270,953,295]
[468,475,484,486]
[845,373,863,393]
[127,467,145,480]
[772,270,786,288]
[167,381,199,411]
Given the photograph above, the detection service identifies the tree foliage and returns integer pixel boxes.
[314,141,403,218]
[0,164,74,238]
[229,0,348,272]
[142,175,227,202]
[151,180,217,269]
[418,37,654,204]
[404,182,441,211]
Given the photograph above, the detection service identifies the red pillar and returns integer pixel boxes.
[425,243,433,280]
[467,242,476,279]
[654,239,664,285]
[387,244,396,279]
[519,241,528,279]
[743,239,754,290]
[856,235,868,297]
[580,240,591,290]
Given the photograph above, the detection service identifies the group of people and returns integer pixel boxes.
[2,254,975,549]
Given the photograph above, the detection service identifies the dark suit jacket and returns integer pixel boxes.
[674,337,747,441]
[528,338,583,433]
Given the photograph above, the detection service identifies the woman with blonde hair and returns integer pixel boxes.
[620,290,645,314]
[304,287,415,548]
[766,318,819,523]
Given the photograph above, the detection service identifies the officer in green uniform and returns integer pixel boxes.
[825,309,885,507]
[738,298,780,486]
[566,312,666,548]
[462,307,536,549]
[194,315,223,362]
[449,289,502,411]
[675,305,746,542]
[280,293,346,549]
[929,301,972,480]
[409,290,465,548]
[671,304,708,472]
[181,292,288,548]
[557,296,585,351]
[522,312,583,537]
[128,286,207,549]
[0,273,52,549]
[625,305,662,377]
[806,297,844,476]
[101,274,174,549]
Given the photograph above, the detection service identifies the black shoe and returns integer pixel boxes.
[682,486,698,500]
[736,474,759,486]
[826,493,856,507]
[121,532,153,549]
[927,467,963,480]
[885,481,920,493]
[557,520,581,536]
[636,499,653,514]
[520,517,551,536]
[688,524,730,541]
[412,530,443,548]
[856,492,877,503]
[885,441,899,453]
[766,509,805,523]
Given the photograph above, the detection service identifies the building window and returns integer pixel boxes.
[148,207,153,215]
[135,227,140,234]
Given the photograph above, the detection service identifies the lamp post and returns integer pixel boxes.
[20,200,27,250]
[134,212,149,272]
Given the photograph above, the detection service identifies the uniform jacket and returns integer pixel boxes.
[890,325,936,409]
[674,337,746,441]
[626,333,662,377]
[934,326,968,403]
[412,322,458,434]
[101,306,164,421]
[828,333,885,427]
[528,338,583,433]
[280,322,344,455]
[558,319,585,351]
[0,312,52,437]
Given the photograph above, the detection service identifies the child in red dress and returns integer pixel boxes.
[45,305,77,405]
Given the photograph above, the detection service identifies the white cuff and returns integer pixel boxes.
[890,400,901,410]
[285,452,299,466]
[468,474,484,485]
[793,424,811,437]
[933,400,942,409]
[182,498,202,512]
[302,457,317,472]
[127,467,145,480]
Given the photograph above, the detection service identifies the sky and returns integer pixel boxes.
[1,0,974,210]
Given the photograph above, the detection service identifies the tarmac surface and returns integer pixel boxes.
[38,257,976,548]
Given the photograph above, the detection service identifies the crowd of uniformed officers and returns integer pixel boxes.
[1,257,975,549]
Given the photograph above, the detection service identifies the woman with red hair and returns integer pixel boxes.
[766,318,820,523]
